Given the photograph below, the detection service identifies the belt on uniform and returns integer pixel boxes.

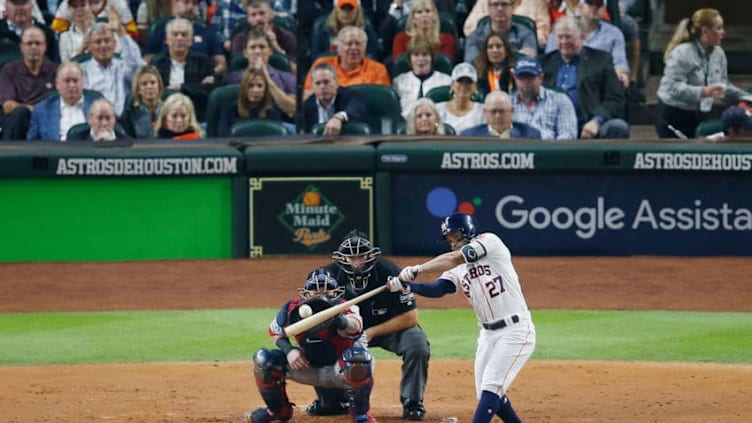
[482,314,520,331]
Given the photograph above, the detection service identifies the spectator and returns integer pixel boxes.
[391,0,456,62]
[720,106,752,140]
[464,0,550,47]
[69,98,131,141]
[230,0,297,71]
[464,0,538,63]
[405,97,446,135]
[474,31,515,95]
[230,0,298,66]
[225,29,295,119]
[150,18,216,120]
[655,8,747,139]
[304,26,390,98]
[154,92,203,139]
[135,0,172,44]
[0,0,58,62]
[436,63,486,134]
[302,62,366,135]
[540,17,629,138]
[27,62,99,141]
[52,0,138,38]
[392,35,451,118]
[144,0,226,75]
[217,68,287,137]
[81,21,145,116]
[311,0,380,60]
[0,0,46,25]
[544,0,629,87]
[119,65,164,139]
[59,0,123,62]
[378,0,457,59]
[0,26,56,140]
[461,90,541,138]
[209,0,245,49]
[511,56,577,139]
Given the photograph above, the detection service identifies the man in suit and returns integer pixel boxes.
[27,62,100,141]
[302,63,366,135]
[461,91,541,138]
[540,16,629,139]
[68,98,131,142]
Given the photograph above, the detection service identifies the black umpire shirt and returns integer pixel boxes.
[324,258,417,331]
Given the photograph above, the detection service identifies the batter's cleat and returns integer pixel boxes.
[353,411,379,423]
[402,400,426,421]
[244,404,293,423]
[305,398,350,416]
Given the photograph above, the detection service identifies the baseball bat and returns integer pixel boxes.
[284,285,388,337]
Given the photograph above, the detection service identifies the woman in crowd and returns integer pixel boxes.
[217,68,285,137]
[311,0,380,59]
[656,8,747,138]
[392,35,451,118]
[435,63,486,134]
[120,65,164,139]
[405,97,447,135]
[475,32,515,96]
[391,0,456,62]
[154,93,204,139]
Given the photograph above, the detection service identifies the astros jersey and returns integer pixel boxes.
[438,232,529,325]
[269,296,362,368]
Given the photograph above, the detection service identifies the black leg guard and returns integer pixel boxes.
[341,346,374,418]
[252,348,292,415]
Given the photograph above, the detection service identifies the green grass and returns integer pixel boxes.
[0,309,750,366]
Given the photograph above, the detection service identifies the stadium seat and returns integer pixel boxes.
[346,84,403,135]
[695,119,724,138]
[424,85,484,104]
[230,119,290,137]
[312,121,372,136]
[206,85,239,138]
[0,49,22,71]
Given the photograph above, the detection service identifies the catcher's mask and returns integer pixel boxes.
[332,230,381,292]
[439,213,477,243]
[298,268,344,301]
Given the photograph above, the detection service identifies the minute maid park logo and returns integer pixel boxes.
[277,185,345,250]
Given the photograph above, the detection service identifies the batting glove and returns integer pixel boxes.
[399,265,423,282]
[386,276,405,292]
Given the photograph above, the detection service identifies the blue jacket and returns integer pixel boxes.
[461,122,542,139]
[27,94,98,141]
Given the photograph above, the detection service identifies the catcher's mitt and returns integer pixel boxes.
[288,297,337,333]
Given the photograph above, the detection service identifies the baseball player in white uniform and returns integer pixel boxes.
[393,213,536,423]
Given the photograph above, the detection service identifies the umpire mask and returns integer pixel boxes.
[332,230,381,292]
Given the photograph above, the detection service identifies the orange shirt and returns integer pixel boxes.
[304,56,391,91]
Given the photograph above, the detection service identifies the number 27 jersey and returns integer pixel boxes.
[438,232,530,325]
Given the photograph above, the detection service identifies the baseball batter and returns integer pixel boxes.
[244,268,378,423]
[396,213,536,423]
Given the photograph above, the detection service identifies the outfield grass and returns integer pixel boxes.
[0,309,750,365]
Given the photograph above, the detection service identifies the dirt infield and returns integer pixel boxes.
[1,256,751,422]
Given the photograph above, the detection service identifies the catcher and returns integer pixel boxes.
[243,268,378,423]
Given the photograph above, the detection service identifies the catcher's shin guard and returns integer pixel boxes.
[306,386,350,416]
[252,348,292,415]
[341,346,374,418]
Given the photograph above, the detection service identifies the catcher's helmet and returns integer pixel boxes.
[332,230,381,292]
[440,213,477,242]
[299,268,345,301]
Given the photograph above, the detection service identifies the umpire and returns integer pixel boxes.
[309,230,430,421]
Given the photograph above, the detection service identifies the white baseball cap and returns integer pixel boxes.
[451,63,478,83]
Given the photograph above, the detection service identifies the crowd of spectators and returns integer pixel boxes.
[0,0,749,142]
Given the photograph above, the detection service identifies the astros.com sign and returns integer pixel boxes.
[495,194,752,239]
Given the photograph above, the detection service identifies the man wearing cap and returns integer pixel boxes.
[544,0,630,88]
[540,16,629,139]
[464,0,538,64]
[435,63,487,134]
[304,26,390,98]
[511,56,577,139]
[720,106,752,140]
[461,91,541,138]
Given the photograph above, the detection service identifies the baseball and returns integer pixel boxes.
[299,304,313,318]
